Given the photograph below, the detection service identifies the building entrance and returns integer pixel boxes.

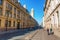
[17,22,20,29]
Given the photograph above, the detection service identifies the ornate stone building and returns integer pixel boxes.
[44,0,60,37]
[0,0,38,32]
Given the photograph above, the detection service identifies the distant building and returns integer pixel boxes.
[23,4,26,9]
[43,16,45,28]
[30,8,34,18]
[40,17,45,28]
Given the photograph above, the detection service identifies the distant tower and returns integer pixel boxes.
[30,8,34,18]
[23,4,26,9]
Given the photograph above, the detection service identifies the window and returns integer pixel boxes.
[6,3,12,10]
[56,11,59,20]
[18,11,20,15]
[0,19,1,26]
[14,8,16,18]
[0,0,3,5]
[5,11,12,18]
[29,16,32,19]
[56,11,59,18]
[14,8,16,13]
[0,8,2,16]
[9,13,12,18]
[13,21,15,27]
[5,20,8,27]
[17,11,20,19]
[8,21,11,27]
[5,11,9,17]
[14,13,16,18]
[56,11,59,27]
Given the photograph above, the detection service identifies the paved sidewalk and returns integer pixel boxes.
[30,29,60,40]
[54,28,60,38]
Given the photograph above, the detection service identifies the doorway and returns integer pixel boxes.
[17,22,20,29]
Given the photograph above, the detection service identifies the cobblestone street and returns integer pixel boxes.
[30,29,60,40]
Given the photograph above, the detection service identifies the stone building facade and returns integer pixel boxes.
[0,0,38,32]
[44,0,60,37]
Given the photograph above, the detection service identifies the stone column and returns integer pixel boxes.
[2,0,6,28]
[11,6,14,28]
[3,0,6,16]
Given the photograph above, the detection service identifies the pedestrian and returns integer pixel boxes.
[47,28,49,34]
[47,28,49,32]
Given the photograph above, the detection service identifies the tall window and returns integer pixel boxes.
[0,19,1,27]
[56,11,59,19]
[9,13,12,18]
[5,11,12,18]
[0,0,3,5]
[14,13,16,18]
[29,16,32,19]
[0,8,2,16]
[5,20,8,27]
[14,8,16,14]
[17,11,20,19]
[13,21,15,27]
[56,11,59,27]
[6,3,12,10]
[5,11,9,17]
[14,8,16,18]
[8,21,11,27]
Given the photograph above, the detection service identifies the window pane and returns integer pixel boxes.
[5,20,8,27]
[6,3,12,10]
[9,21,11,27]
[13,21,15,27]
[0,8,2,16]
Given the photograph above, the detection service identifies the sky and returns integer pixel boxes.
[18,0,45,25]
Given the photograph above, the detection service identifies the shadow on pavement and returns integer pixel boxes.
[0,26,41,40]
